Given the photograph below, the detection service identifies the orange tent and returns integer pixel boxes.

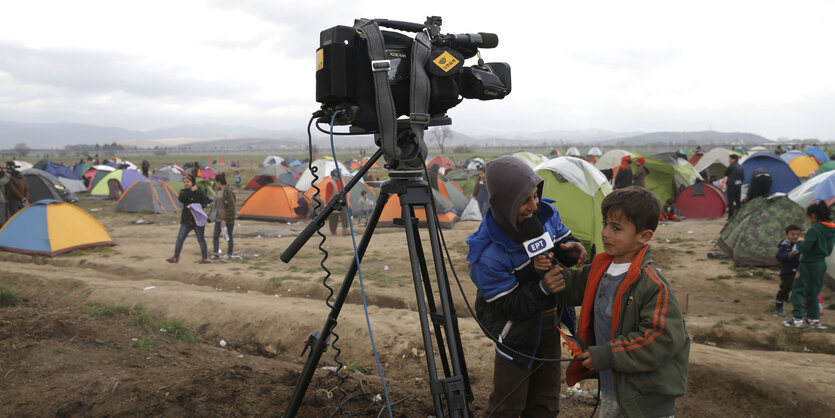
[361,157,381,168]
[237,184,303,222]
[377,193,458,229]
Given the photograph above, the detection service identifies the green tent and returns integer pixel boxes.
[168,178,216,197]
[537,156,611,253]
[817,160,835,175]
[643,152,702,206]
[446,169,480,197]
[718,196,808,267]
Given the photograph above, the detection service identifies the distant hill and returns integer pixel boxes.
[486,129,644,144]
[0,121,144,148]
[603,131,771,146]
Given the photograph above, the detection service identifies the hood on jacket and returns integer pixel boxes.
[485,156,543,243]
[620,155,632,170]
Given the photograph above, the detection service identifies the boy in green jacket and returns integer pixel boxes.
[542,187,690,417]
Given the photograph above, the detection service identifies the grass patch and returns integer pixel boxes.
[342,361,368,374]
[53,346,69,354]
[126,304,155,329]
[706,275,732,282]
[157,318,198,344]
[132,336,157,351]
[65,246,115,257]
[129,255,151,261]
[80,300,128,317]
[719,261,729,265]
[766,333,779,348]
[685,250,695,254]
[783,328,804,345]
[0,285,23,307]
[745,324,762,331]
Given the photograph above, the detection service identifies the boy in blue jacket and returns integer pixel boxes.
[467,156,587,417]
[775,224,802,315]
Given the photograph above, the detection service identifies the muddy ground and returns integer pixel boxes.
[1,194,834,417]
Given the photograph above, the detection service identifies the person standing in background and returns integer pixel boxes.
[724,154,744,218]
[472,165,490,218]
[141,159,150,177]
[613,155,633,189]
[211,173,236,262]
[633,157,650,189]
[0,164,11,226]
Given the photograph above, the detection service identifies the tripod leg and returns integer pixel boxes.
[283,192,391,418]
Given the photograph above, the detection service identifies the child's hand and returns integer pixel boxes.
[579,350,596,371]
[559,242,588,267]
[533,253,553,271]
[542,266,565,293]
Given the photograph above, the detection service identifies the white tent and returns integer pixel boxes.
[596,149,639,170]
[460,198,483,222]
[694,148,735,179]
[587,147,603,156]
[12,160,33,170]
[263,155,284,166]
[466,157,486,170]
[511,152,548,169]
[57,177,88,194]
[566,147,581,156]
[295,158,350,192]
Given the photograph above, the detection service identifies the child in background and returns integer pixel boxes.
[782,201,835,329]
[356,190,373,226]
[775,225,802,315]
[235,171,242,189]
[545,187,690,417]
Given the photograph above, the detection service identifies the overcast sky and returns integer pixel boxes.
[2,0,834,140]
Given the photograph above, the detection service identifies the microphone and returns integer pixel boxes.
[520,218,554,259]
[449,32,499,49]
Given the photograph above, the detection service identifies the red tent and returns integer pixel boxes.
[674,182,727,219]
[428,156,456,170]
[689,153,704,166]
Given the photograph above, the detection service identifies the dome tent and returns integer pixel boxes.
[536,156,611,252]
[116,180,182,214]
[693,148,737,180]
[89,170,147,198]
[718,196,808,267]
[741,151,800,194]
[642,152,702,207]
[238,184,303,223]
[247,164,297,190]
[295,157,350,192]
[596,149,640,170]
[0,200,115,256]
[674,183,727,219]
[22,169,78,203]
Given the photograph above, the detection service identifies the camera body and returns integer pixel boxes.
[315,17,511,133]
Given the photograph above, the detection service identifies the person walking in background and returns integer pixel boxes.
[4,165,29,218]
[613,155,633,189]
[633,157,650,188]
[782,202,835,329]
[167,175,210,264]
[472,165,490,218]
[724,154,744,218]
[191,161,200,179]
[326,169,349,235]
[356,190,373,226]
[210,173,236,262]
[141,159,150,177]
[775,224,802,315]
[0,163,11,226]
[235,171,242,189]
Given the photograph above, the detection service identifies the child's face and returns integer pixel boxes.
[786,230,802,243]
[516,186,539,226]
[601,209,653,264]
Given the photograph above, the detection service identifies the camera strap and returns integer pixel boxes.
[408,30,431,162]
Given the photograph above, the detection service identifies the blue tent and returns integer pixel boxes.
[43,162,77,180]
[805,147,829,163]
[780,150,804,163]
[742,151,800,194]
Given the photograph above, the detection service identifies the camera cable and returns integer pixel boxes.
[328,112,394,418]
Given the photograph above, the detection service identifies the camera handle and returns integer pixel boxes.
[282,167,472,417]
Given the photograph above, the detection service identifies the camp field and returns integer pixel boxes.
[2,154,835,416]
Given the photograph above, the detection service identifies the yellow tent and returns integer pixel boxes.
[789,155,820,178]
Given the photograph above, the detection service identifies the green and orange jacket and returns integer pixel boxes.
[559,245,690,418]
[797,221,835,262]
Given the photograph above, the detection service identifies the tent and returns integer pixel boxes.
[596,149,640,170]
[151,165,184,182]
[565,147,581,157]
[376,191,458,229]
[428,156,456,170]
[201,157,225,166]
[718,196,808,267]
[73,162,94,179]
[237,184,303,222]
[41,162,87,194]
[536,157,611,252]
[302,176,377,212]
[587,147,603,157]
[787,155,820,179]
[642,153,702,207]
[116,180,182,213]
[246,164,297,190]
[817,160,835,175]
[85,165,117,189]
[460,198,483,222]
[780,150,805,164]
[197,167,216,180]
[674,183,727,219]
[741,151,800,194]
[11,160,33,170]
[512,152,548,169]
[688,152,704,166]
[805,147,829,163]
[439,177,467,213]
[466,157,486,170]
[446,169,479,197]
[263,155,284,166]
[361,156,381,168]
[788,170,835,208]
[22,169,78,203]
[344,158,362,170]
[89,170,147,198]
[167,178,216,197]
[693,148,736,180]
[0,200,115,256]
[295,157,350,192]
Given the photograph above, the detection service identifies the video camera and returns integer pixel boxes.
[3,161,18,174]
[315,16,510,168]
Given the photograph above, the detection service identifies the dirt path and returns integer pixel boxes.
[2,210,834,416]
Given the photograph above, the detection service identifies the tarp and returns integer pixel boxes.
[116,180,182,213]
[295,158,350,192]
[22,169,78,203]
[89,170,147,197]
[237,184,303,222]
[246,164,296,190]
[718,196,808,267]
[536,156,611,252]
[0,200,115,256]
[741,151,800,194]
[674,182,727,219]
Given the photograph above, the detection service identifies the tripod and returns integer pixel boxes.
[281,150,472,417]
